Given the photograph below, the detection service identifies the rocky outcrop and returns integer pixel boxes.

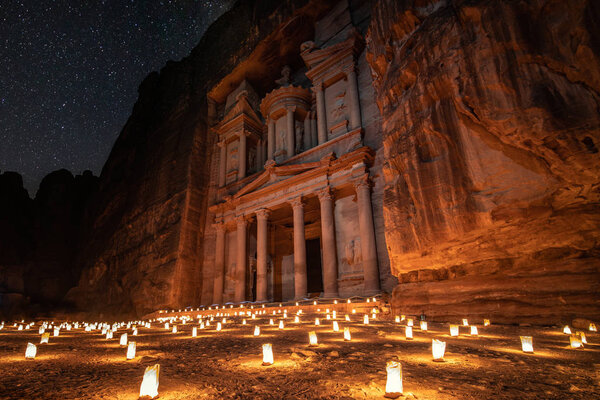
[0,170,97,318]
[366,0,600,323]
[66,0,337,317]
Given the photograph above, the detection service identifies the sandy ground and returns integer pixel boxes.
[0,311,599,400]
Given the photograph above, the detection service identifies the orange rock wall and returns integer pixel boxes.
[366,0,600,323]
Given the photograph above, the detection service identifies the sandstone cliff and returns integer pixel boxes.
[366,0,600,323]
[66,0,337,317]
[0,170,97,318]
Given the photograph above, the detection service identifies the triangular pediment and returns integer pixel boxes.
[234,161,322,199]
[218,94,263,129]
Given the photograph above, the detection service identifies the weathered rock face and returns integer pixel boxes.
[366,0,600,323]
[66,0,336,317]
[0,170,97,318]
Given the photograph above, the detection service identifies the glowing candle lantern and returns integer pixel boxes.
[172,326,177,333]
[254,326,260,336]
[294,316,300,323]
[192,327,197,337]
[384,361,403,398]
[563,325,572,334]
[590,323,597,332]
[139,364,160,399]
[345,315,350,322]
[520,336,534,353]
[252,314,256,320]
[326,314,331,321]
[222,318,226,324]
[407,318,413,327]
[120,333,128,346]
[133,328,138,336]
[106,331,113,340]
[269,319,274,325]
[470,326,478,336]
[333,321,340,332]
[164,323,169,330]
[432,339,446,361]
[216,322,222,331]
[315,318,320,326]
[40,333,49,344]
[313,301,317,305]
[25,343,36,359]
[395,316,400,323]
[39,327,45,335]
[420,321,428,331]
[372,313,376,320]
[242,319,246,325]
[367,299,370,303]
[18,325,23,331]
[577,331,587,344]
[283,312,288,319]
[309,331,318,347]
[53,327,60,337]
[484,319,490,327]
[462,319,469,326]
[405,326,413,340]
[127,342,136,360]
[206,321,210,327]
[570,335,583,348]
[364,315,369,325]
[279,321,284,330]
[449,325,459,337]
[261,343,274,366]
[344,327,351,341]
[200,322,205,329]
[352,309,356,314]
[332,311,337,319]
[347,299,351,303]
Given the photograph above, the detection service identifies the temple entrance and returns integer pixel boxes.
[306,238,323,295]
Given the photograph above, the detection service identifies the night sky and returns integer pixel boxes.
[0,0,235,196]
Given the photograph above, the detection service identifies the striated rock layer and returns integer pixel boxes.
[365,0,600,323]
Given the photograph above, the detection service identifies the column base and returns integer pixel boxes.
[322,292,339,299]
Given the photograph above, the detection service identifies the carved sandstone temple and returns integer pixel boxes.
[200,4,393,304]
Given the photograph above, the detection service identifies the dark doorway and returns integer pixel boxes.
[306,238,323,294]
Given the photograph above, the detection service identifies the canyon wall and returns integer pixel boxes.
[66,0,336,317]
[366,0,600,323]
[0,170,97,318]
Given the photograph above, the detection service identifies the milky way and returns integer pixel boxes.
[0,0,234,195]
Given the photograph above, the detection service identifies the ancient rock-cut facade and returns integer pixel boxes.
[201,2,395,304]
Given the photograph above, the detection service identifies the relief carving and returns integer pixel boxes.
[344,238,362,266]
[331,90,347,122]
[295,121,304,154]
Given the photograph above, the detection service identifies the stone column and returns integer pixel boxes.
[313,83,327,145]
[290,198,307,300]
[238,131,247,180]
[256,140,263,171]
[286,107,295,158]
[256,209,270,302]
[303,114,312,150]
[311,112,318,149]
[267,119,275,160]
[218,141,227,187]
[262,140,267,167]
[212,222,226,304]
[235,216,247,302]
[354,176,380,295]
[318,187,338,298]
[345,64,362,130]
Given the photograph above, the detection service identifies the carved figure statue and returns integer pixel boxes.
[278,129,286,152]
[275,65,292,87]
[230,150,238,170]
[295,121,304,154]
[248,148,256,172]
[331,90,347,122]
[344,238,362,266]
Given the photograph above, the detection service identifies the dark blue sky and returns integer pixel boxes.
[0,0,234,196]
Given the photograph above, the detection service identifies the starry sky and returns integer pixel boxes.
[0,0,235,196]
